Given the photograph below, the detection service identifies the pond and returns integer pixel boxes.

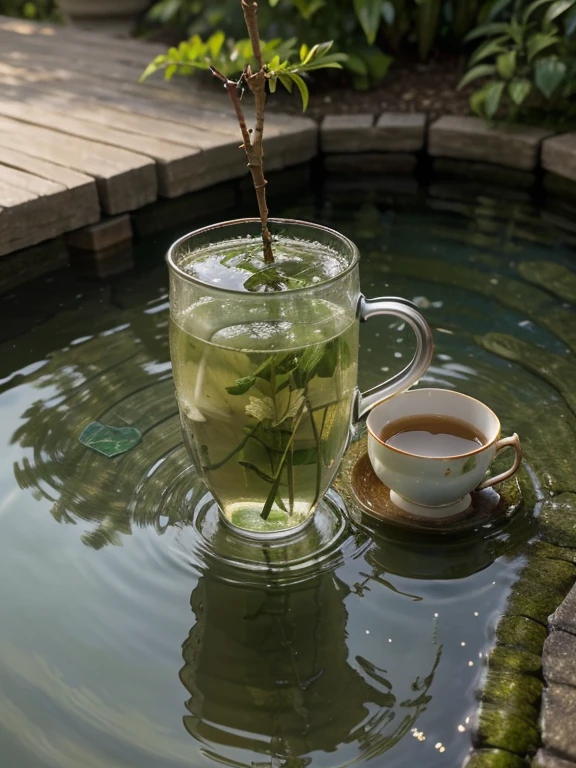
[1,168,575,768]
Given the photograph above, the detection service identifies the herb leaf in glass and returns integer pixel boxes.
[168,219,433,537]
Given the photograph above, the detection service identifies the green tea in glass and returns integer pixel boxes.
[167,219,433,538]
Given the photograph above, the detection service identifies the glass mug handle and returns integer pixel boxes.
[478,434,523,490]
[354,296,435,420]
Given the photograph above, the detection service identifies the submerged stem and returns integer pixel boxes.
[260,402,306,520]
[304,391,323,510]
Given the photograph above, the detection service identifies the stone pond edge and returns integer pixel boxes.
[7,112,576,292]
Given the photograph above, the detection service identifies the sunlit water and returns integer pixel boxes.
[1,170,575,768]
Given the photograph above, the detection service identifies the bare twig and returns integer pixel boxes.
[234,0,273,264]
[210,62,273,264]
[241,0,264,70]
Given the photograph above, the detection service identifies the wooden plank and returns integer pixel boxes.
[0,76,315,195]
[0,165,93,256]
[0,28,315,137]
[0,16,167,58]
[0,26,182,95]
[0,19,318,261]
[0,55,314,143]
[0,144,98,192]
[0,90,211,197]
[0,56,240,136]
[0,115,157,213]
[0,145,100,252]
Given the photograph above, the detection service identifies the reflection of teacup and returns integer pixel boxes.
[367,388,522,519]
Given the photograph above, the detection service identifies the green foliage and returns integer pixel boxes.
[0,0,61,19]
[143,0,576,110]
[140,36,345,110]
[144,0,488,88]
[459,0,576,121]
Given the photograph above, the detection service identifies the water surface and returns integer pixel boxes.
[1,171,575,768]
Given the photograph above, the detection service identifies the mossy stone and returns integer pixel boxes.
[495,616,547,658]
[528,541,576,566]
[506,558,576,623]
[464,748,529,768]
[540,494,576,550]
[476,703,540,755]
[487,646,542,676]
[518,262,576,304]
[481,669,543,712]
[478,333,576,415]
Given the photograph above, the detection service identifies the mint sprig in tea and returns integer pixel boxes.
[171,234,358,534]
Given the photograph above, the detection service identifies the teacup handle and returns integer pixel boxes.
[354,296,434,420]
[478,434,523,490]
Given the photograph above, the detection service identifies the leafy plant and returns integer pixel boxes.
[142,0,343,265]
[458,0,576,120]
[0,0,61,19]
[141,33,345,110]
[143,0,487,90]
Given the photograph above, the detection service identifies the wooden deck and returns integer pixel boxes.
[0,17,317,259]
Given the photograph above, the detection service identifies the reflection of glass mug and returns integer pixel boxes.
[367,388,523,518]
[167,218,434,537]
[180,573,440,764]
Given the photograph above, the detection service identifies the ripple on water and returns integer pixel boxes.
[0,179,574,768]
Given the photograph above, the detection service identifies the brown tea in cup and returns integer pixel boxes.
[379,414,486,458]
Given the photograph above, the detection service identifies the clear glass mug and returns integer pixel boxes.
[167,218,434,538]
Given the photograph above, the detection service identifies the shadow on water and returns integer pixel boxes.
[0,168,575,767]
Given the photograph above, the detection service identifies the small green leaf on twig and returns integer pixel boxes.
[289,73,309,110]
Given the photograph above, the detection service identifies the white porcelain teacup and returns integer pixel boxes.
[366,388,522,519]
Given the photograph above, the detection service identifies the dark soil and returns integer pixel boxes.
[266,55,472,121]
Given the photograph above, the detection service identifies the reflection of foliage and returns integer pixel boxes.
[8,296,199,549]
[179,572,442,766]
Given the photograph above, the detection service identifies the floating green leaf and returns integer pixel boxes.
[79,422,142,458]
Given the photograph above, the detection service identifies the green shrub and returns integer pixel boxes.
[144,0,482,88]
[0,0,61,20]
[459,0,576,121]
